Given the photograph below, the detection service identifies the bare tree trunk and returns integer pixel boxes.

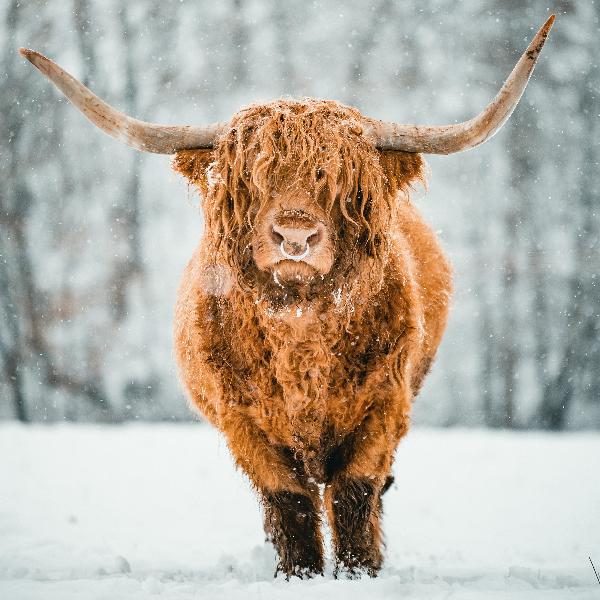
[529,240,550,398]
[0,0,30,421]
[271,0,296,92]
[344,0,393,104]
[0,241,28,422]
[498,239,518,427]
[3,354,28,422]
[108,5,144,321]
[493,5,541,428]
[230,0,249,88]
[73,0,97,87]
[479,295,498,427]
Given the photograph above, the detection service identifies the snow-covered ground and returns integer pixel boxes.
[0,424,598,599]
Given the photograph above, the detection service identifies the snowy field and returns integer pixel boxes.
[0,424,599,599]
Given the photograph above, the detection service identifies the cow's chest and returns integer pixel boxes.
[228,305,382,449]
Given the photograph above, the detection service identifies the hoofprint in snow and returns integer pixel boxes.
[0,425,598,599]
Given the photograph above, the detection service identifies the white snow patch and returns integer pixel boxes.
[0,425,598,599]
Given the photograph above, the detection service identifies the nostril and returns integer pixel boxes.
[270,227,284,245]
[306,230,320,247]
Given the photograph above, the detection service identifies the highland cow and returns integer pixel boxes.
[21,15,553,579]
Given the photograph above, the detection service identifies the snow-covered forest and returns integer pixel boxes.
[1,0,598,428]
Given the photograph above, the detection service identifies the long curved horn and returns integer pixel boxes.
[19,48,224,153]
[366,15,555,154]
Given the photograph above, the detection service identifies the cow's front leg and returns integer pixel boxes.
[324,407,407,577]
[262,489,323,578]
[326,474,384,577]
[220,411,323,578]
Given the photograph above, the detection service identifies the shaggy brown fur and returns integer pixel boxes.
[173,99,452,578]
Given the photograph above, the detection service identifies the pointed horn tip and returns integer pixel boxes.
[523,15,555,65]
[535,14,555,42]
[538,14,555,40]
[19,47,44,63]
[545,14,556,30]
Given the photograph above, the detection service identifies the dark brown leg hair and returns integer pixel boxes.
[377,474,395,516]
[262,491,324,579]
[329,476,383,578]
[380,474,395,496]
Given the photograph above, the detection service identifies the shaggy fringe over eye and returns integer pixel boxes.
[173,99,425,279]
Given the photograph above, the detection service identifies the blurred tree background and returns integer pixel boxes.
[1,0,598,428]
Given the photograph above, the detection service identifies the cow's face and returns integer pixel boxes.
[251,187,335,288]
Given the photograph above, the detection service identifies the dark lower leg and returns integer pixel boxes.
[380,474,395,496]
[262,490,324,579]
[328,476,383,577]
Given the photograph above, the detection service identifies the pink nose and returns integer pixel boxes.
[271,223,320,257]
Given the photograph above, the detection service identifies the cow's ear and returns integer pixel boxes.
[379,151,426,195]
[172,150,215,196]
